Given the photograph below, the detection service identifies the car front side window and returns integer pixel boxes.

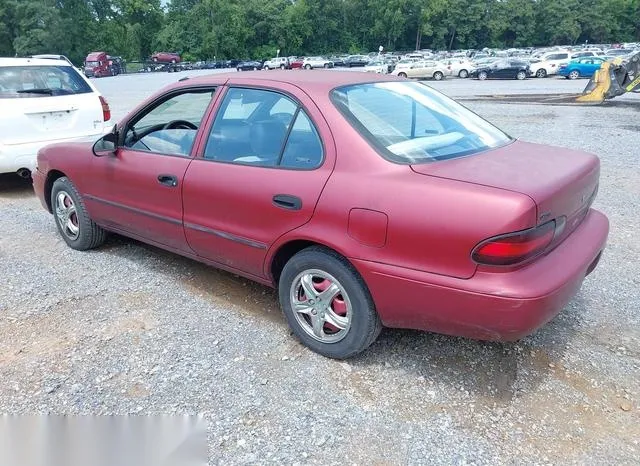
[124,89,215,157]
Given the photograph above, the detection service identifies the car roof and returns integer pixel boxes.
[182,70,403,93]
[0,57,71,67]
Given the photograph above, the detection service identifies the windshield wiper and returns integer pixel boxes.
[16,88,54,95]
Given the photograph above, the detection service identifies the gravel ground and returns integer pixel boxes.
[1,71,639,465]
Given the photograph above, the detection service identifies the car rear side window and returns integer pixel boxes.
[331,81,511,164]
[204,88,323,169]
[0,66,92,98]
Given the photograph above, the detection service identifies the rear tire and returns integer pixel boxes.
[305,64,312,70]
[516,71,526,80]
[324,63,329,69]
[535,68,547,78]
[433,71,444,81]
[478,71,488,80]
[51,177,106,251]
[280,64,286,70]
[458,69,469,78]
[398,72,407,78]
[279,247,382,359]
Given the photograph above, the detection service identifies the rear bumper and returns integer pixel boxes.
[353,209,609,341]
[0,133,104,175]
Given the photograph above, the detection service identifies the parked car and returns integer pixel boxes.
[605,48,635,57]
[0,57,112,177]
[392,60,449,80]
[151,52,181,64]
[344,55,370,67]
[32,71,609,359]
[329,56,348,67]
[558,57,606,79]
[302,57,334,69]
[263,57,290,70]
[470,59,530,80]
[224,59,242,68]
[528,51,571,78]
[289,58,305,69]
[363,60,389,74]
[237,60,263,71]
[445,59,474,78]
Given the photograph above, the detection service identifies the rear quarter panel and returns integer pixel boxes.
[269,99,537,280]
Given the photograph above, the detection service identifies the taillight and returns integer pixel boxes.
[472,220,557,266]
[99,95,111,122]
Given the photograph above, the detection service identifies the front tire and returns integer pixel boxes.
[304,64,312,70]
[433,71,444,81]
[535,68,547,78]
[51,177,106,251]
[398,72,407,78]
[478,71,488,80]
[458,69,469,78]
[516,70,526,80]
[279,247,382,359]
[568,70,579,80]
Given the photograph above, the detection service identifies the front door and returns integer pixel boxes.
[85,87,217,252]
[182,85,334,279]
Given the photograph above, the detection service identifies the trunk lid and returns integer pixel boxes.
[411,140,599,239]
[0,93,104,145]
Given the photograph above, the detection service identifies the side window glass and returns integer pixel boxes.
[204,88,295,166]
[280,110,323,169]
[124,89,214,156]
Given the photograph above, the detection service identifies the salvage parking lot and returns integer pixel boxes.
[1,71,639,464]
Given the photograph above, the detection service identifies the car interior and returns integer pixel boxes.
[204,88,322,168]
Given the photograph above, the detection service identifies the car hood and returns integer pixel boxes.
[411,140,600,227]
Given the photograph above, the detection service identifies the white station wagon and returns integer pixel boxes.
[0,57,112,177]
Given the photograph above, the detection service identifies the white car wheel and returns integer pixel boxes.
[535,68,547,78]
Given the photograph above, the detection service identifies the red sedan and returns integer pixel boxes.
[32,71,609,359]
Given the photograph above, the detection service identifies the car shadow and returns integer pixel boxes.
[351,297,583,402]
[0,173,34,198]
[100,235,581,402]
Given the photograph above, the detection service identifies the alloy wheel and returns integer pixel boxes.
[55,191,80,240]
[289,269,352,343]
[569,70,579,80]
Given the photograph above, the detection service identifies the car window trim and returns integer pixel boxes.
[197,84,325,171]
[117,85,219,158]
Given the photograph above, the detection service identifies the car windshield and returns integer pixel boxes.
[0,65,92,98]
[331,81,511,164]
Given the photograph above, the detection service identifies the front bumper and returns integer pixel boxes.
[352,209,609,341]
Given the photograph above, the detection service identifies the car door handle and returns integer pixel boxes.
[157,174,178,187]
[273,194,302,211]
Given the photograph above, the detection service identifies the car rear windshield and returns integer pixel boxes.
[0,65,93,98]
[331,81,511,163]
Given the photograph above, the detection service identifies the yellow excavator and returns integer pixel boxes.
[577,51,640,103]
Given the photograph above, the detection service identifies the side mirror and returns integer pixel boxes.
[92,125,118,157]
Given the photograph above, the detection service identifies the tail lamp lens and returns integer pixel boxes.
[472,220,556,266]
[99,95,111,122]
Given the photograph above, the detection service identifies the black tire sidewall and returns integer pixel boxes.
[51,177,101,250]
[51,177,91,249]
[279,248,379,359]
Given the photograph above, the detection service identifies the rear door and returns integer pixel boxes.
[85,87,218,252]
[182,84,335,279]
[0,64,104,146]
